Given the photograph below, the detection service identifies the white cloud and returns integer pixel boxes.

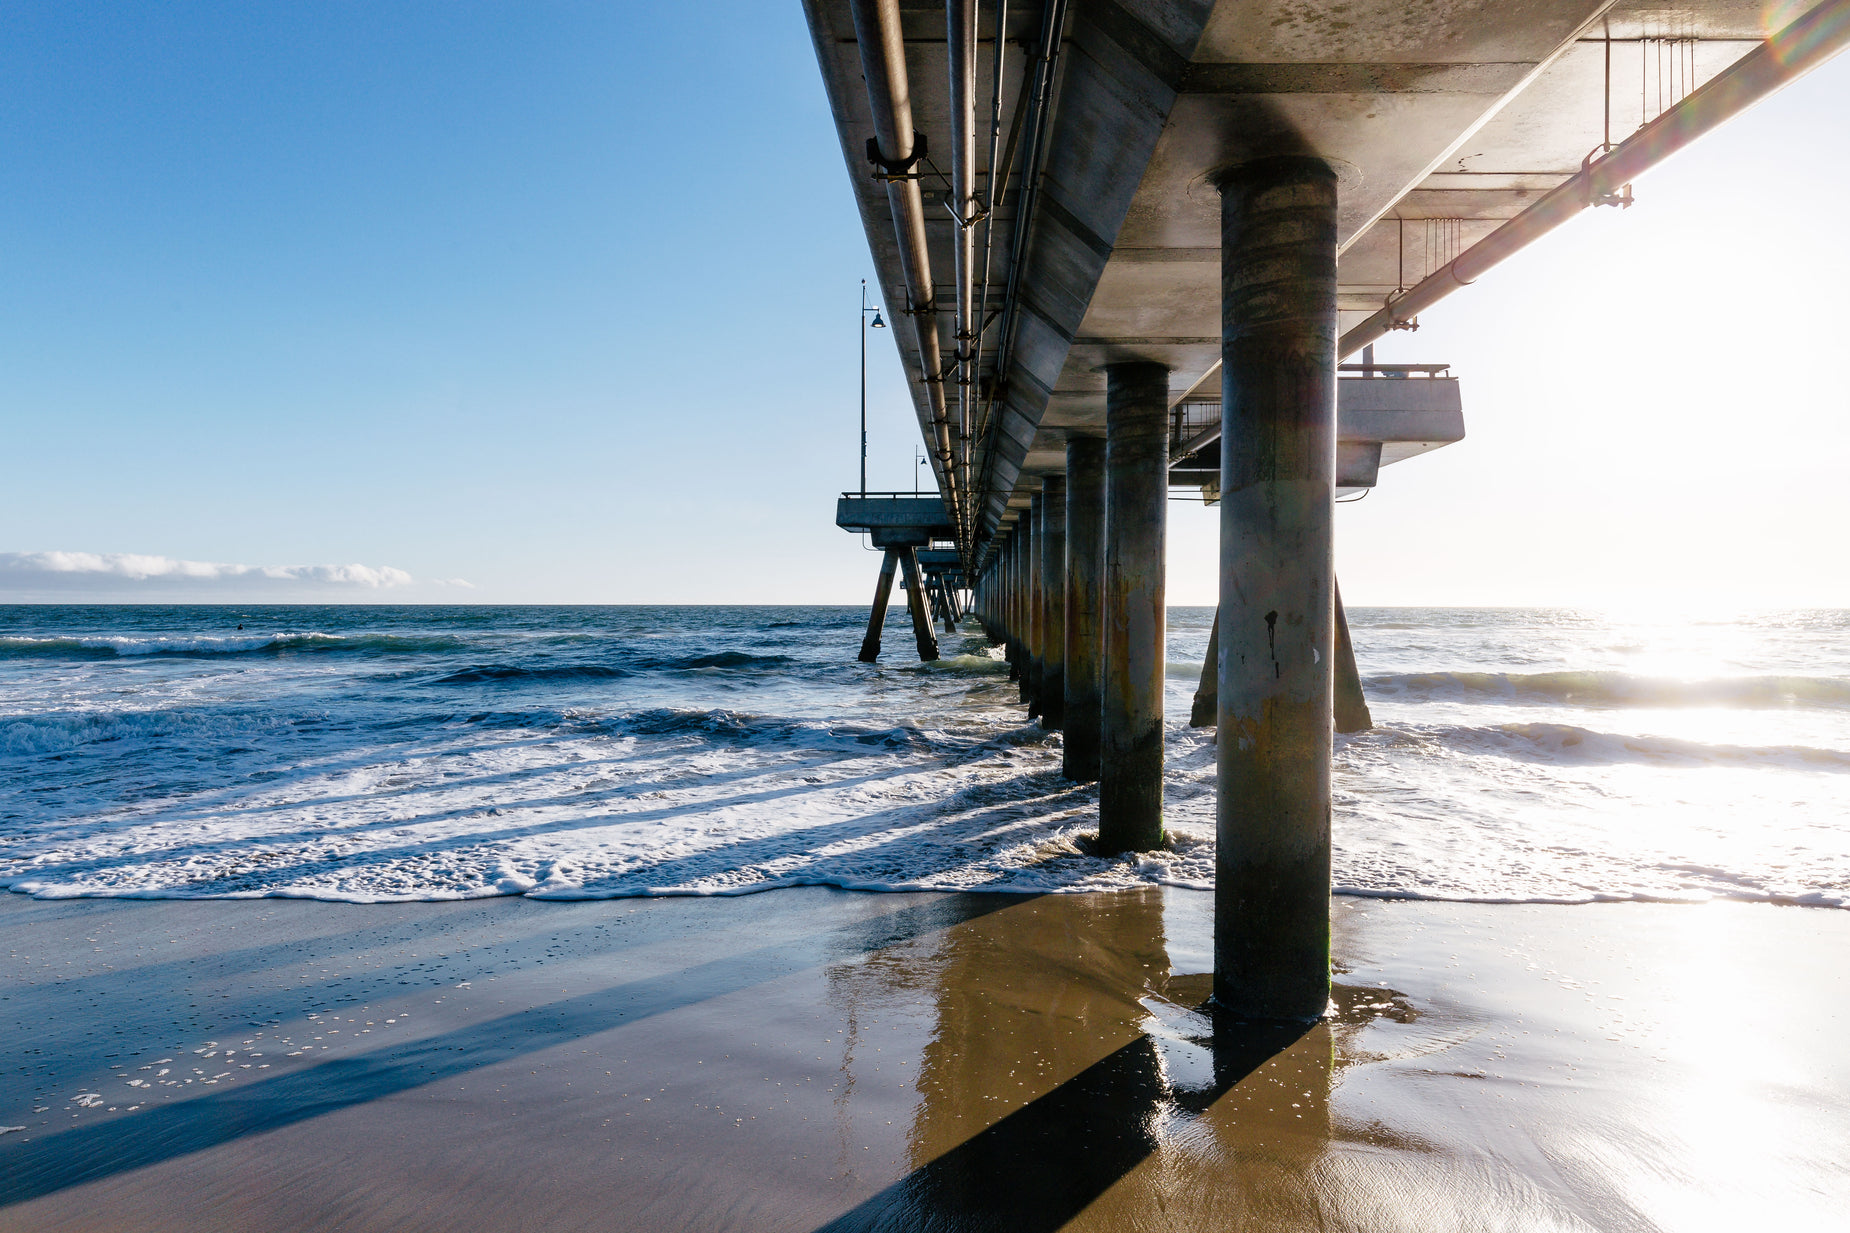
[0,551,428,596]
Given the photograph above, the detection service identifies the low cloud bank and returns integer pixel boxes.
[0,551,458,597]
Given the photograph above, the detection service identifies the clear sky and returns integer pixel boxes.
[2,3,1845,606]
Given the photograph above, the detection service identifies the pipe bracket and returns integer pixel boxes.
[867,132,929,180]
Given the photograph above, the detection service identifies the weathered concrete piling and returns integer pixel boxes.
[1063,437,1105,780]
[1333,581,1372,733]
[858,549,900,665]
[1016,519,1034,703]
[1193,597,1369,733]
[1099,361,1170,855]
[1190,611,1219,728]
[1027,491,1046,718]
[1214,156,1339,1022]
[898,546,940,663]
[1039,477,1066,730]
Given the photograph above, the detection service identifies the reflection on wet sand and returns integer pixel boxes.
[815,889,1429,1231]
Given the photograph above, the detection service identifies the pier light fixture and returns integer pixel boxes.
[860,280,887,496]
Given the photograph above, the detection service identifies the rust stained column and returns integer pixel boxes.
[1063,437,1105,780]
[1098,361,1169,854]
[1039,475,1067,730]
[1214,156,1338,1023]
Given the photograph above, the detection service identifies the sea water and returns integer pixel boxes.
[1,605,1844,907]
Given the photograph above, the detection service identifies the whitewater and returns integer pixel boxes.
[1,605,1845,909]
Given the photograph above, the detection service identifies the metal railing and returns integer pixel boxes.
[1171,403,1220,461]
[1337,362,1452,377]
[838,491,949,501]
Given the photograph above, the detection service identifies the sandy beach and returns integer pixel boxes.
[2,887,1844,1230]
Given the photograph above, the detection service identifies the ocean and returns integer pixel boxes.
[1,604,1844,909]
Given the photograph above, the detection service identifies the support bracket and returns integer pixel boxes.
[867,132,929,181]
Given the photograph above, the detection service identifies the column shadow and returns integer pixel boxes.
[811,1011,1313,1233]
[0,893,1019,1210]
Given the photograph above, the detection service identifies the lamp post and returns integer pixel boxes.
[861,279,885,496]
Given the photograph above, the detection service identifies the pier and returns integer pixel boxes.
[814,0,1850,1021]
[3,7,1847,1228]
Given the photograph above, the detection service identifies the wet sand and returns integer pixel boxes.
[1,888,1845,1231]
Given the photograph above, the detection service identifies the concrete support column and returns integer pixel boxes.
[1033,495,1051,716]
[933,576,955,634]
[1190,609,1219,727]
[985,562,996,641]
[1027,492,1047,718]
[1063,437,1105,780]
[1099,361,1170,854]
[1017,518,1035,704]
[1039,476,1067,730]
[1213,155,1339,1023]
[858,548,901,664]
[1005,531,1022,679]
[1333,579,1372,733]
[898,547,940,663]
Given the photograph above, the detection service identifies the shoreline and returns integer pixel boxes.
[3,887,1845,1229]
[9,875,1847,910]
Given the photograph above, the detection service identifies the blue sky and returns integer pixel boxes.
[2,3,1845,605]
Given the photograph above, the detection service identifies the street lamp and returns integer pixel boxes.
[861,279,885,496]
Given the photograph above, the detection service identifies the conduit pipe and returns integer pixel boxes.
[949,0,978,549]
[1340,0,1850,360]
[848,0,965,537]
[976,0,1068,538]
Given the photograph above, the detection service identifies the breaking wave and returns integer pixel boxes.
[0,708,312,757]
[432,664,635,684]
[0,632,465,659]
[658,651,795,670]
